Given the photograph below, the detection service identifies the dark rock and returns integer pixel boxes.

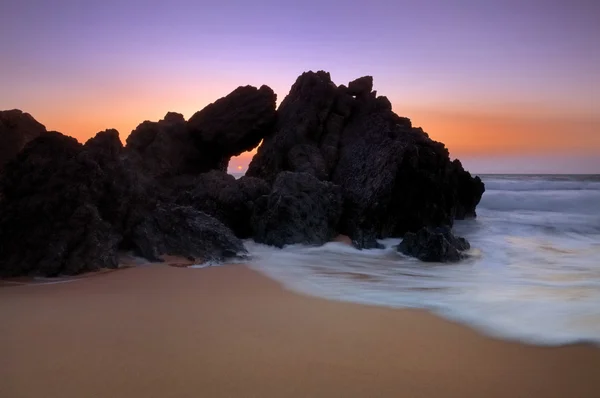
[0,72,485,273]
[126,85,276,177]
[398,226,470,263]
[0,132,122,277]
[0,202,120,277]
[0,131,82,204]
[0,128,245,276]
[131,204,247,262]
[163,112,185,123]
[82,129,157,239]
[332,93,485,248]
[247,71,484,249]
[287,144,328,180]
[234,175,272,236]
[169,171,270,238]
[126,113,201,178]
[187,85,277,171]
[452,159,485,219]
[0,109,47,171]
[247,71,342,182]
[251,172,343,247]
[347,76,373,97]
[40,204,121,276]
[84,128,123,159]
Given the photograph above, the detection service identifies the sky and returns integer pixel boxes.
[1,0,599,173]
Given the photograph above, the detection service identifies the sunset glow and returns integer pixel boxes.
[2,0,598,173]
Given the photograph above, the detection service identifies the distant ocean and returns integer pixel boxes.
[245,174,600,345]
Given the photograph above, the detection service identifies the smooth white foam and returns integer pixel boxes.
[245,175,600,346]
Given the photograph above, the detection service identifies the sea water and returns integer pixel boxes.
[245,175,600,345]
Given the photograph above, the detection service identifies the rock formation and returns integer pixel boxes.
[0,130,246,277]
[398,226,470,263]
[0,109,47,170]
[247,71,485,248]
[125,112,200,178]
[131,204,246,262]
[0,70,485,275]
[126,85,276,177]
[251,172,343,247]
[0,132,118,277]
[247,71,339,182]
[187,85,277,171]
[166,170,270,238]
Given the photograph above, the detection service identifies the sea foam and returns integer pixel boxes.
[246,175,600,346]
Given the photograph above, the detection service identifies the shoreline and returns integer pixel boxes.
[2,263,600,397]
[2,258,599,348]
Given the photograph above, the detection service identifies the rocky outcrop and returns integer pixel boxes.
[187,85,277,171]
[247,71,485,248]
[131,204,246,262]
[126,85,277,177]
[0,70,485,273]
[167,171,270,238]
[398,226,470,263]
[347,76,373,97]
[333,115,481,248]
[0,130,245,277]
[0,132,119,277]
[246,71,339,182]
[0,109,47,170]
[251,172,343,247]
[125,112,200,178]
[451,159,485,219]
[82,129,157,239]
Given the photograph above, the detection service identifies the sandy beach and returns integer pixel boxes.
[1,264,600,398]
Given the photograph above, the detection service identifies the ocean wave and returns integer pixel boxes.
[246,236,600,346]
[484,178,600,192]
[478,189,600,215]
[243,175,600,346]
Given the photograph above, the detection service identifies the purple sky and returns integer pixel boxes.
[2,0,599,173]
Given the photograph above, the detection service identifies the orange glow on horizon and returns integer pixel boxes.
[29,101,600,170]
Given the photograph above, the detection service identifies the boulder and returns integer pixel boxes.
[397,226,470,263]
[168,171,270,238]
[0,109,47,171]
[131,204,247,262]
[251,172,343,247]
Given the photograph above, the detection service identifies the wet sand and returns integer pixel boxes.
[1,264,599,398]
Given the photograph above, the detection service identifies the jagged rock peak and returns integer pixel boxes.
[162,112,185,123]
[347,76,373,96]
[0,109,47,170]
